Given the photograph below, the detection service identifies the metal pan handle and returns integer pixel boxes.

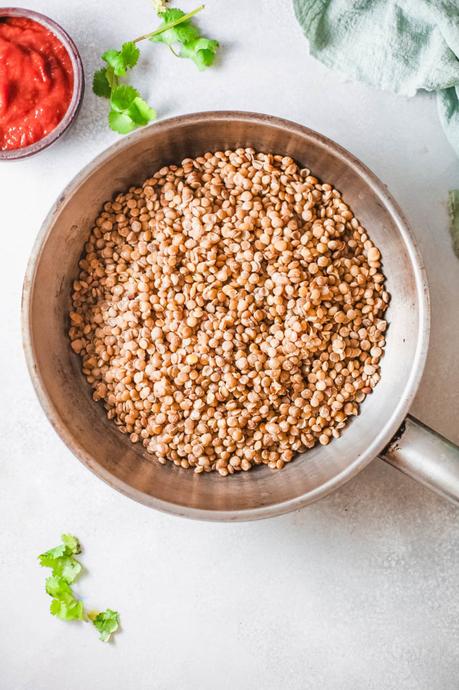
[379,415,459,505]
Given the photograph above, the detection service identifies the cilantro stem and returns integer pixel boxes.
[132,4,205,43]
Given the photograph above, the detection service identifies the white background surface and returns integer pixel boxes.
[1,1,459,688]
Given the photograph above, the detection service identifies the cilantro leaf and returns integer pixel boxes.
[129,97,157,125]
[38,534,82,583]
[93,68,112,98]
[181,37,219,70]
[45,574,72,598]
[89,609,120,642]
[109,87,156,133]
[110,84,139,111]
[158,8,186,21]
[59,557,82,583]
[61,534,81,554]
[151,7,219,70]
[121,42,140,69]
[46,576,84,621]
[102,42,140,77]
[38,543,67,568]
[50,591,84,621]
[102,49,126,77]
[152,9,200,45]
[109,111,138,134]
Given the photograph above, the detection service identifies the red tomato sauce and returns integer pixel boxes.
[0,17,74,151]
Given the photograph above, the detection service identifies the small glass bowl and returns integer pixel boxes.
[0,8,84,161]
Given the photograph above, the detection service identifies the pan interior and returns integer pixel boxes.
[26,114,427,518]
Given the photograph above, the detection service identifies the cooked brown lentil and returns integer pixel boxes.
[69,148,389,476]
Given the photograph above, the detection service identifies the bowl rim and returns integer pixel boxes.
[21,111,431,521]
[0,7,84,160]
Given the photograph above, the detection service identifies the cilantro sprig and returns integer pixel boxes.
[38,533,83,621]
[151,8,218,70]
[38,534,120,643]
[93,2,219,134]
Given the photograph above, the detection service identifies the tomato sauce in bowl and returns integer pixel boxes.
[0,9,83,159]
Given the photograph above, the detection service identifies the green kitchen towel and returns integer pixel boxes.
[293,0,459,157]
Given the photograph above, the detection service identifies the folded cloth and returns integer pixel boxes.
[293,0,459,157]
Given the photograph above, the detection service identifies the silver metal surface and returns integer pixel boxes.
[381,415,459,504]
[22,111,443,520]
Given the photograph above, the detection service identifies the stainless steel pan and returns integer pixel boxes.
[22,112,459,520]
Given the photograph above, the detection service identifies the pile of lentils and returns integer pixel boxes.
[69,149,389,476]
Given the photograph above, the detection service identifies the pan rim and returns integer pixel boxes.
[21,110,430,521]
